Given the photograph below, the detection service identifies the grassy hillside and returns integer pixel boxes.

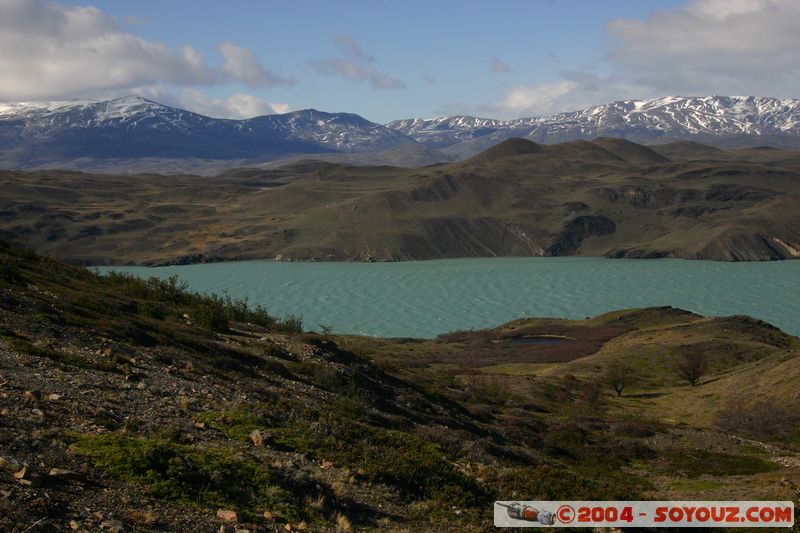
[0,240,798,531]
[1,138,800,264]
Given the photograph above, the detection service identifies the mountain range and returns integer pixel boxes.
[0,95,799,173]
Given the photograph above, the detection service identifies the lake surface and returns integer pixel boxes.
[96,257,800,339]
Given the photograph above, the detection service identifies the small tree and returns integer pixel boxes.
[673,351,708,386]
[604,360,634,397]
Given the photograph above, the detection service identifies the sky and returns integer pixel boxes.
[0,0,798,123]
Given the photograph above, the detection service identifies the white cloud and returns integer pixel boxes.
[0,0,294,101]
[490,57,511,74]
[488,0,800,118]
[332,34,375,62]
[607,0,800,97]
[484,72,647,118]
[218,41,296,88]
[309,35,405,90]
[177,89,290,119]
[309,58,405,90]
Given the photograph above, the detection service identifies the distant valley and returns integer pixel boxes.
[1,137,799,264]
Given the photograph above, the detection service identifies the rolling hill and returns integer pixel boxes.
[1,137,799,264]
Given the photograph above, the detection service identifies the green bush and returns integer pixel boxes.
[194,406,265,441]
[280,314,304,335]
[496,464,643,501]
[191,302,229,332]
[658,448,777,477]
[71,434,312,522]
[271,413,487,506]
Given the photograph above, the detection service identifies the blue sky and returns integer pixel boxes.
[2,0,799,122]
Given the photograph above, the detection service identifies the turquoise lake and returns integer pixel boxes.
[96,257,800,339]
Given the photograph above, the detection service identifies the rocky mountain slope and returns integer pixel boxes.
[0,96,414,168]
[1,138,799,264]
[0,240,798,531]
[387,96,800,157]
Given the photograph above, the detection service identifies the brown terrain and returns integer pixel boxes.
[1,138,799,265]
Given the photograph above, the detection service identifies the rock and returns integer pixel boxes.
[24,390,42,401]
[0,455,23,472]
[100,518,127,532]
[47,393,62,401]
[32,408,44,417]
[249,429,268,446]
[49,468,82,480]
[263,511,274,521]
[69,520,80,530]
[14,466,42,487]
[216,509,238,522]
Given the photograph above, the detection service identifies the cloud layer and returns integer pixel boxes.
[0,0,292,116]
[490,57,511,74]
[177,90,290,119]
[489,0,800,118]
[309,35,405,90]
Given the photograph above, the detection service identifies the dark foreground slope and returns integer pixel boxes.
[0,241,799,531]
[2,138,800,265]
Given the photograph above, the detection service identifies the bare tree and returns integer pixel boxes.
[673,351,708,386]
[604,360,634,397]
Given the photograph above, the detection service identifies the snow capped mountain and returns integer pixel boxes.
[535,96,800,139]
[387,96,800,152]
[0,95,798,172]
[385,116,528,147]
[244,108,413,151]
[0,96,414,163]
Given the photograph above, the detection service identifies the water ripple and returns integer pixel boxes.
[97,257,800,339]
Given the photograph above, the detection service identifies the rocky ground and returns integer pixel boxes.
[1,239,799,531]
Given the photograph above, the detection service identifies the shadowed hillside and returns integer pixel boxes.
[1,138,800,264]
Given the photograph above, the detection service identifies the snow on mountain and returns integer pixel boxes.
[0,96,415,162]
[385,116,538,148]
[1,95,798,171]
[387,96,800,150]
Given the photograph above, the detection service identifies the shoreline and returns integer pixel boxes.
[77,252,800,268]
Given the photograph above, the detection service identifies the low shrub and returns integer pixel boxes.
[658,448,777,477]
[71,434,312,522]
[271,413,487,506]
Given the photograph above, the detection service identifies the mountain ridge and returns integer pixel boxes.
[0,95,799,173]
[387,95,800,156]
